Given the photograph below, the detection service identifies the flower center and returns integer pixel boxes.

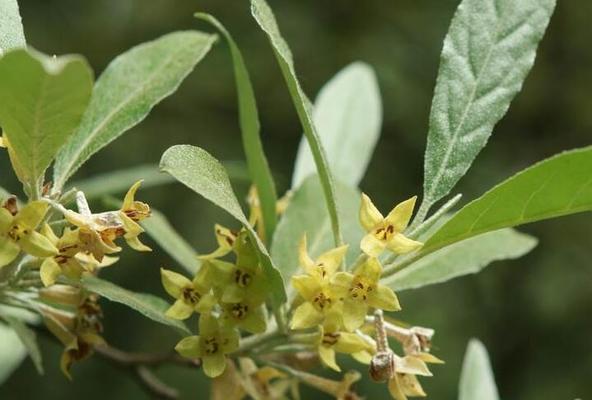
[204,337,220,355]
[349,277,374,301]
[7,223,29,242]
[374,224,395,241]
[182,287,201,304]
[322,332,341,346]
[234,269,252,287]
[312,291,333,311]
[230,303,249,319]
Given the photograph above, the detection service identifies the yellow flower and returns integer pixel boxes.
[332,257,400,331]
[0,201,57,267]
[290,274,339,330]
[39,224,85,286]
[387,355,434,400]
[160,268,216,320]
[64,182,151,254]
[359,194,423,257]
[199,224,238,260]
[175,315,239,378]
[299,234,348,282]
[315,311,373,372]
[220,300,267,334]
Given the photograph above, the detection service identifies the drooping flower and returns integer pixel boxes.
[387,355,435,400]
[175,315,240,378]
[160,268,216,320]
[332,257,400,331]
[0,200,57,267]
[199,224,238,260]
[359,194,423,257]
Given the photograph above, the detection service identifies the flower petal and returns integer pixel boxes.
[342,299,368,332]
[0,236,20,268]
[203,352,228,378]
[125,235,152,252]
[316,244,349,276]
[384,196,417,232]
[367,284,401,311]
[15,201,48,229]
[174,335,202,358]
[396,355,432,377]
[334,332,370,354]
[388,376,407,400]
[239,305,267,334]
[122,180,143,210]
[290,302,323,330]
[400,374,426,397]
[221,328,240,353]
[354,257,382,282]
[165,299,194,320]
[359,194,384,232]
[386,233,423,255]
[195,293,217,314]
[318,345,340,372]
[352,350,373,365]
[360,233,386,257]
[416,353,445,364]
[19,231,58,257]
[160,268,192,298]
[298,234,315,274]
[40,258,62,287]
[291,275,321,301]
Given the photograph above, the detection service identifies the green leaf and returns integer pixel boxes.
[159,145,286,308]
[53,31,217,190]
[79,275,191,335]
[142,208,200,275]
[425,147,592,254]
[0,0,26,54]
[0,322,26,384]
[459,339,500,400]
[196,13,278,241]
[4,316,43,375]
[384,229,537,292]
[271,175,364,280]
[420,0,556,216]
[0,49,93,195]
[250,0,342,246]
[292,62,382,188]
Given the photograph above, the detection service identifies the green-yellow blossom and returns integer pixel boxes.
[290,274,339,330]
[175,315,239,378]
[199,224,238,260]
[299,235,348,282]
[359,194,423,257]
[332,257,400,331]
[161,268,216,320]
[220,300,267,334]
[0,200,57,267]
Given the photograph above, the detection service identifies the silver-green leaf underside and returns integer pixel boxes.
[459,339,500,400]
[421,0,556,215]
[53,31,217,190]
[292,62,382,188]
[0,322,27,384]
[80,275,190,335]
[0,0,26,54]
[4,316,43,375]
[251,0,342,247]
[272,175,364,281]
[384,228,537,291]
[159,145,286,308]
[0,49,93,194]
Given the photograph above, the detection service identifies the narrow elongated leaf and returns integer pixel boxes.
[142,208,200,275]
[197,13,278,241]
[272,175,363,280]
[4,316,43,375]
[0,322,26,384]
[251,0,342,246]
[0,0,26,54]
[159,145,286,308]
[459,340,500,400]
[0,49,93,194]
[79,275,190,335]
[384,229,537,291]
[292,62,382,188]
[425,147,592,253]
[53,31,217,190]
[421,0,556,216]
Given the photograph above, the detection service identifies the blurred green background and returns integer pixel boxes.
[1,0,591,399]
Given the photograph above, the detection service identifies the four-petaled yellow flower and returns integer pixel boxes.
[199,224,238,260]
[332,257,400,331]
[299,234,348,282]
[161,268,216,320]
[0,200,57,267]
[387,354,437,400]
[315,311,373,372]
[359,194,423,257]
[219,299,267,334]
[175,315,239,378]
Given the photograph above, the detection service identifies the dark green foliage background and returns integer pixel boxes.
[1,0,591,398]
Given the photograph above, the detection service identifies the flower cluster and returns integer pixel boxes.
[162,227,268,378]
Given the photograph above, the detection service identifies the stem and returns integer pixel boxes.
[235,328,282,354]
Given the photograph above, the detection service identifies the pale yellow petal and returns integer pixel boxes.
[203,353,228,378]
[15,201,48,229]
[360,233,386,257]
[165,299,194,320]
[386,233,423,255]
[160,268,191,298]
[316,244,348,276]
[384,196,417,232]
[400,374,426,397]
[290,302,323,330]
[40,258,61,287]
[352,350,373,364]
[354,257,382,282]
[125,235,152,252]
[367,284,401,312]
[298,234,315,274]
[291,275,321,301]
[342,299,368,332]
[334,332,370,354]
[388,376,408,400]
[122,180,143,210]
[318,345,340,372]
[416,353,445,364]
[0,237,20,268]
[19,231,58,257]
[174,335,201,358]
[396,355,432,377]
[359,193,384,231]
